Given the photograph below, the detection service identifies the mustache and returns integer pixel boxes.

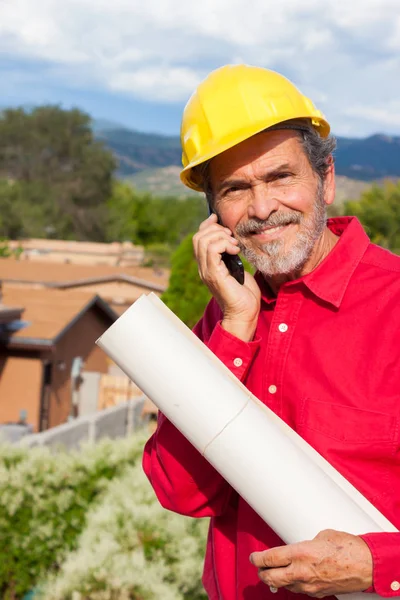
[235,211,302,237]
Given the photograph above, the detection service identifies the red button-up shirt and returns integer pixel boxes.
[143,217,400,599]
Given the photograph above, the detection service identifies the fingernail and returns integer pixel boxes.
[249,553,254,564]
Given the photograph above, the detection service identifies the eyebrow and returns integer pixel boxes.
[215,163,293,195]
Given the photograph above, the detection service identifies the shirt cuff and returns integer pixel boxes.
[360,533,400,596]
[207,321,261,381]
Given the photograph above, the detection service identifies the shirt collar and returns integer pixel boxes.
[255,217,370,308]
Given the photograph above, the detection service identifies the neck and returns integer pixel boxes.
[267,226,339,296]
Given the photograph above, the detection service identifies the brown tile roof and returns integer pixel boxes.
[0,258,169,290]
[1,285,116,343]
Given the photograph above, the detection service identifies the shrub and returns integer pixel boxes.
[39,462,208,600]
[0,435,208,599]
[0,436,144,599]
[344,181,400,254]
[161,233,211,328]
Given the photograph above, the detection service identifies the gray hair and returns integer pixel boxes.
[194,119,336,208]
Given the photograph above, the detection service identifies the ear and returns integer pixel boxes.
[323,156,336,206]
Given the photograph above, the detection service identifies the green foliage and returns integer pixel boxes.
[0,435,208,600]
[161,234,211,328]
[0,237,22,258]
[0,436,144,599]
[0,102,207,252]
[40,462,208,600]
[0,106,116,241]
[143,243,173,268]
[343,181,400,253]
[0,180,24,238]
[106,181,207,251]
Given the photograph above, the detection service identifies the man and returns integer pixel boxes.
[143,64,400,599]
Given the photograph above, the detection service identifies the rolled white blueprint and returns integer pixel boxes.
[96,293,397,600]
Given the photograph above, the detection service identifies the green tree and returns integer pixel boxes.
[105,181,140,242]
[160,194,207,247]
[0,106,116,240]
[0,180,24,239]
[344,181,400,253]
[106,181,207,254]
[161,233,211,328]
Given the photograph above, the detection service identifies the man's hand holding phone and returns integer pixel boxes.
[193,213,261,342]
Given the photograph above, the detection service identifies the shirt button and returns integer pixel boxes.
[278,323,288,332]
[268,385,277,394]
[233,358,243,367]
[391,581,400,591]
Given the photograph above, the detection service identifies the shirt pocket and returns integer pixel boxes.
[298,398,398,504]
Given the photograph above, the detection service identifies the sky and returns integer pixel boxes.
[1,0,400,138]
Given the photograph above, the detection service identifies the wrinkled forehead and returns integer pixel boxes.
[209,129,306,185]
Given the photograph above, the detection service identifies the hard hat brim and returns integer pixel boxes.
[180,116,330,192]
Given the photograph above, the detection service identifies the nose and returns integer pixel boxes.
[247,183,280,220]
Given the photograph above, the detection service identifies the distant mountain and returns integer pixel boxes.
[334,135,400,180]
[94,122,181,176]
[94,121,400,182]
[91,118,127,133]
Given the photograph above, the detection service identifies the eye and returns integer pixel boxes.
[276,172,291,180]
[224,186,242,196]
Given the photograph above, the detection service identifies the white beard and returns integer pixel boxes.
[237,188,327,277]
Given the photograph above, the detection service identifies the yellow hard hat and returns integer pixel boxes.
[180,64,330,191]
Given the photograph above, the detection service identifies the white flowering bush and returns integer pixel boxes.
[39,462,208,600]
[0,436,145,599]
[0,436,208,600]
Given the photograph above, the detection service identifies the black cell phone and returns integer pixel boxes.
[209,207,245,285]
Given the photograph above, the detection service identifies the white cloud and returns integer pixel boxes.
[0,0,400,133]
[343,102,400,128]
[109,67,201,102]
